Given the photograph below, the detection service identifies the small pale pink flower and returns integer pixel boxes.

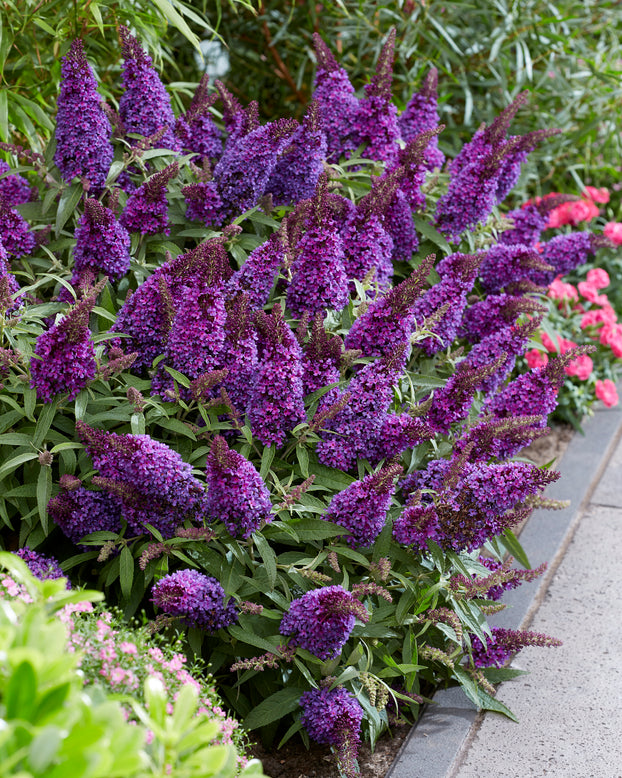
[564,354,593,381]
[586,268,610,289]
[583,186,610,204]
[525,348,548,369]
[603,222,622,245]
[120,641,138,655]
[595,379,619,407]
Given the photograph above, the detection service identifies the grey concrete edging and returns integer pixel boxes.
[386,396,622,778]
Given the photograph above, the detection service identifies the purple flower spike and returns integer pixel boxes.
[30,293,98,402]
[120,162,178,235]
[0,239,20,311]
[14,548,69,586]
[205,435,272,539]
[312,34,359,163]
[324,464,402,548]
[300,686,363,778]
[280,585,369,659]
[478,243,552,293]
[247,306,306,448]
[175,74,223,161]
[399,67,445,171]
[119,27,179,151]
[286,176,349,317]
[76,422,209,538]
[393,501,440,551]
[54,39,114,191]
[152,569,238,632]
[0,197,36,258]
[213,118,298,220]
[73,198,131,280]
[351,30,400,166]
[301,313,343,397]
[183,181,222,227]
[0,160,36,206]
[266,101,327,205]
[47,487,123,547]
[470,627,561,668]
[226,232,285,308]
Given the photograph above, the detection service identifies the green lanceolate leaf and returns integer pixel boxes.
[243,687,305,730]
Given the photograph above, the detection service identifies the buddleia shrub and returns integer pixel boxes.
[1,26,612,776]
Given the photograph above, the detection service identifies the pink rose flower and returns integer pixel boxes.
[595,379,619,407]
[564,354,593,381]
[525,348,549,369]
[568,199,600,224]
[547,277,578,302]
[578,282,608,306]
[586,268,610,289]
[603,222,622,245]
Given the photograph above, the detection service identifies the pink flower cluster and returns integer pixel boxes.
[545,186,609,229]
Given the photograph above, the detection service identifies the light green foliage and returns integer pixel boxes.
[0,553,268,778]
[0,0,257,149]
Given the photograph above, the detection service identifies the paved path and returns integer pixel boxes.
[388,400,622,778]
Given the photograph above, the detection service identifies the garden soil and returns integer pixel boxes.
[250,424,574,778]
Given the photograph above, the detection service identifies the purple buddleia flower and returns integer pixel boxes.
[537,231,598,283]
[214,81,259,148]
[495,129,558,204]
[205,435,272,539]
[14,548,69,585]
[426,358,505,434]
[394,127,443,212]
[174,75,222,161]
[344,254,434,357]
[0,196,36,258]
[54,39,113,191]
[119,27,179,151]
[478,242,552,293]
[316,345,407,470]
[76,422,209,538]
[286,177,349,317]
[152,281,226,396]
[0,160,36,205]
[218,293,258,410]
[152,569,238,632]
[498,204,548,247]
[475,556,546,601]
[448,92,529,178]
[376,413,434,462]
[342,213,394,286]
[226,232,285,308]
[165,236,232,295]
[470,627,561,668]
[323,464,401,548]
[412,252,483,355]
[459,294,545,341]
[280,585,369,659]
[182,181,222,226]
[266,101,327,205]
[301,313,343,397]
[399,67,445,170]
[120,162,178,235]
[30,294,97,402]
[72,198,131,280]
[350,30,400,166]
[48,486,122,547]
[484,348,592,457]
[300,686,363,778]
[384,189,419,261]
[452,414,549,463]
[392,501,441,551]
[401,457,559,552]
[213,118,297,220]
[247,306,306,447]
[435,141,518,241]
[463,318,541,395]
[113,270,173,371]
[0,239,20,310]
[312,34,359,163]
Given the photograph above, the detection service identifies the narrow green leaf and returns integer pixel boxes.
[500,529,531,569]
[252,533,276,590]
[120,546,134,600]
[55,183,83,236]
[228,625,281,654]
[295,445,309,478]
[23,387,36,421]
[243,687,305,730]
[150,0,203,53]
[0,452,38,481]
[33,399,57,448]
[6,660,36,720]
[260,445,275,480]
[413,217,451,253]
[37,466,52,534]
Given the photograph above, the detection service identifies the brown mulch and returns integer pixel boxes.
[249,424,575,778]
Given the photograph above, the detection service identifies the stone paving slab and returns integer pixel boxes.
[386,396,622,778]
